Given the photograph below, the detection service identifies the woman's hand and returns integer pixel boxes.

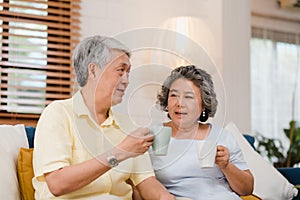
[215,145,254,195]
[215,145,230,169]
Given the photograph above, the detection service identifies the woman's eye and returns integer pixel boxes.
[170,93,177,97]
[185,96,193,99]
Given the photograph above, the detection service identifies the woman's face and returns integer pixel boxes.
[167,78,203,128]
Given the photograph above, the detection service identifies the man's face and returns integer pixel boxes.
[95,50,131,107]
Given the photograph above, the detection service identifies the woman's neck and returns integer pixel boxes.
[168,121,210,140]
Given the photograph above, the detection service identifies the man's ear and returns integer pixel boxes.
[88,63,98,80]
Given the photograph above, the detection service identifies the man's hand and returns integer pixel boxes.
[114,128,154,161]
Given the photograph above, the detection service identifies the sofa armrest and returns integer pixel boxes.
[277,168,300,185]
[243,134,255,150]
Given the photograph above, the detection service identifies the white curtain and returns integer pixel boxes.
[250,27,300,149]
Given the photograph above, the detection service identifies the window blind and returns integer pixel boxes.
[0,0,81,126]
[252,26,300,45]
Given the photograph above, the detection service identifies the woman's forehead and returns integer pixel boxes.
[170,78,200,93]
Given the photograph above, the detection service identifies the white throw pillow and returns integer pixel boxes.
[0,124,29,200]
[225,122,298,200]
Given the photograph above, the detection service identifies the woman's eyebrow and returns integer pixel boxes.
[184,91,195,95]
[169,89,178,93]
[170,89,194,95]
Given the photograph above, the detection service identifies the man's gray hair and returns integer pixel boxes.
[72,35,130,87]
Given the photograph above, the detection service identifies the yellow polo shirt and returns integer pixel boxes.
[32,91,154,199]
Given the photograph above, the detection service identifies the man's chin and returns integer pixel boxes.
[111,97,123,106]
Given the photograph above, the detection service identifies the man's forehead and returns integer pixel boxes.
[104,51,130,68]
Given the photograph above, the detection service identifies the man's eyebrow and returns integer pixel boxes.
[120,62,131,68]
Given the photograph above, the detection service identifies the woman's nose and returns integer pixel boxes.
[175,97,184,107]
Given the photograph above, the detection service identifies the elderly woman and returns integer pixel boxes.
[32,35,174,200]
[149,65,254,200]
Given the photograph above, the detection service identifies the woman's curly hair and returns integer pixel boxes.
[157,65,218,119]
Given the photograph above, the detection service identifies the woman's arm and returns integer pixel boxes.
[126,179,144,200]
[215,145,254,196]
[136,176,175,200]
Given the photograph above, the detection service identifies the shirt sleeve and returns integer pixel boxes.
[33,101,73,180]
[130,152,155,186]
[221,129,249,171]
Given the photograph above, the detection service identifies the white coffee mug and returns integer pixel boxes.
[150,125,172,156]
[196,140,217,168]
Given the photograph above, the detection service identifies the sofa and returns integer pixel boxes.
[243,135,300,192]
[225,122,300,200]
[1,123,299,200]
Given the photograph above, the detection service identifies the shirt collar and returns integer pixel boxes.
[101,110,117,127]
[73,90,119,128]
[73,90,90,116]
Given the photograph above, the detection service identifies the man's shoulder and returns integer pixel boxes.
[112,112,139,133]
[40,98,73,118]
[47,97,72,108]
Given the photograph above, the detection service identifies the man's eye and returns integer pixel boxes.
[185,96,193,99]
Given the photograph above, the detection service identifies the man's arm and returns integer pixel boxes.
[137,176,175,200]
[45,154,110,196]
[45,128,154,196]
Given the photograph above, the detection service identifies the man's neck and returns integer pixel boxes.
[95,110,109,125]
[80,88,110,125]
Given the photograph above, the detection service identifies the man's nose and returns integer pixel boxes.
[121,72,129,84]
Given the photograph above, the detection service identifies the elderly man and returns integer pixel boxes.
[32,35,175,200]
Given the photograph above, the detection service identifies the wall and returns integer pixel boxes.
[222,0,251,132]
[80,0,252,132]
[251,0,300,34]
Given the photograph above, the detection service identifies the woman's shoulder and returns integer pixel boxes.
[209,123,236,143]
[209,123,233,135]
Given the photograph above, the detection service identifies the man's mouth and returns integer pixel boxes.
[116,88,125,92]
[116,88,125,95]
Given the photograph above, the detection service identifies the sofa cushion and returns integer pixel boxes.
[25,126,36,148]
[226,122,298,200]
[18,147,35,200]
[0,124,29,200]
[240,194,262,200]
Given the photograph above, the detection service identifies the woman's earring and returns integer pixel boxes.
[167,113,171,119]
[199,109,209,122]
[165,107,171,119]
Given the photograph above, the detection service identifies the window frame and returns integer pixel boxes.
[0,0,81,126]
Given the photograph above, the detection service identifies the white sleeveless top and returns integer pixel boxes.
[149,124,248,200]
